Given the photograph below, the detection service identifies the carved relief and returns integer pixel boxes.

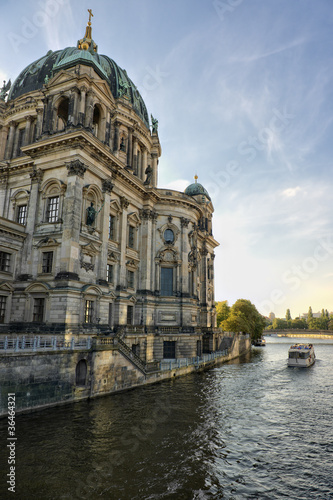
[66,159,86,178]
[102,178,114,194]
[120,196,129,209]
[30,167,43,184]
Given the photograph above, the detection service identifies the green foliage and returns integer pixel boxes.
[272,318,288,329]
[291,318,308,329]
[222,299,265,339]
[308,317,328,330]
[215,301,230,327]
[285,309,291,321]
[307,306,313,322]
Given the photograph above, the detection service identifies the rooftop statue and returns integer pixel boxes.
[0,80,11,101]
[151,114,158,133]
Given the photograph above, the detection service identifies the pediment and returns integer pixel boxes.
[110,199,122,214]
[127,212,141,226]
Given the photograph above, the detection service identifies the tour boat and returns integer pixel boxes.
[287,343,315,367]
[252,338,266,346]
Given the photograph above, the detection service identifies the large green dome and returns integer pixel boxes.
[8,46,149,128]
[185,181,211,201]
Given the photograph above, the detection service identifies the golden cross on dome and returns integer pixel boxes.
[88,9,93,24]
[194,174,198,183]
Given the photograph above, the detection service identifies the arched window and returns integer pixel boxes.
[164,229,174,244]
[76,360,87,386]
[57,98,69,131]
[92,105,100,137]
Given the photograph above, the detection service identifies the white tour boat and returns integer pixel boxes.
[287,343,315,367]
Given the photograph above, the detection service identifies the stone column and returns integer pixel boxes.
[126,128,133,169]
[151,153,158,187]
[180,218,190,297]
[12,125,20,158]
[141,148,148,182]
[139,209,154,292]
[105,108,111,147]
[23,115,33,146]
[5,121,16,159]
[35,109,43,139]
[119,197,129,287]
[132,136,138,174]
[68,88,79,126]
[113,121,119,152]
[42,95,54,134]
[60,160,87,277]
[0,167,9,217]
[99,179,114,281]
[78,86,87,126]
[0,125,8,160]
[20,167,43,275]
[84,91,94,129]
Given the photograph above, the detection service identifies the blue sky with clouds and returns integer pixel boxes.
[1,0,333,318]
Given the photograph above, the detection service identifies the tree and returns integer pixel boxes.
[307,306,313,323]
[286,309,291,321]
[222,299,265,340]
[215,301,230,327]
[308,317,327,330]
[272,318,288,330]
[291,318,308,329]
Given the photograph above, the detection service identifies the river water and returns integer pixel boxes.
[1,336,333,500]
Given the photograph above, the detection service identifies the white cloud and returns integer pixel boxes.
[281,186,302,198]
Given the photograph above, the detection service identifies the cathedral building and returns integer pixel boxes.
[0,15,219,359]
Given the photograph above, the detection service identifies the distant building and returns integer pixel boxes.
[0,15,220,359]
[268,312,275,321]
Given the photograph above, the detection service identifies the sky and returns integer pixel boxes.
[1,0,333,319]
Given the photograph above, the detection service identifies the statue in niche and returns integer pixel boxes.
[86,202,97,225]
[144,165,153,185]
[86,200,106,225]
[119,137,126,151]
[151,114,158,133]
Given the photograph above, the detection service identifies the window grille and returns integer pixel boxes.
[42,252,53,273]
[0,252,11,272]
[46,196,59,222]
[33,298,45,322]
[84,300,93,323]
[107,264,113,283]
[17,205,27,225]
[0,296,6,323]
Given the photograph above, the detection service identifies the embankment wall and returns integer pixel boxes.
[0,334,250,417]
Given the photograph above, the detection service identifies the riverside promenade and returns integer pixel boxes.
[265,329,333,339]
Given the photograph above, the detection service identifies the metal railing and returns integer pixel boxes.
[0,336,91,352]
[159,350,229,371]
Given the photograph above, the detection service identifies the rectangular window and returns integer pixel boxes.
[46,196,59,223]
[107,264,113,283]
[0,296,7,323]
[17,205,27,225]
[127,305,133,325]
[33,298,44,322]
[127,270,134,289]
[0,251,11,272]
[128,225,135,248]
[109,215,115,240]
[84,300,93,323]
[42,251,53,273]
[161,267,173,296]
[163,341,176,359]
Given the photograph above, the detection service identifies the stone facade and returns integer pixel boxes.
[0,19,219,361]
